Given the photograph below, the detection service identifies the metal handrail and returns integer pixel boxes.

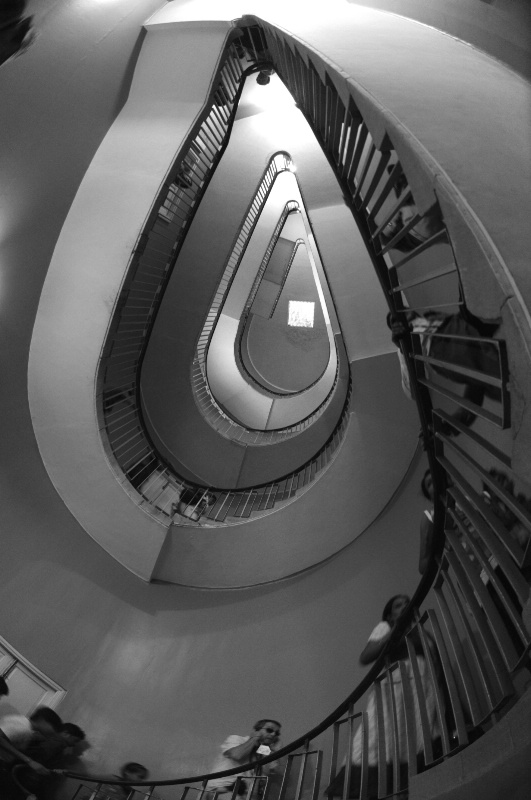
[170,380,350,525]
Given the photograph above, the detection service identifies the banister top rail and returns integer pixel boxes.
[64,598,415,787]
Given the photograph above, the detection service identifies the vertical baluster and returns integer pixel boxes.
[309,749,323,800]
[294,50,308,111]
[343,705,354,800]
[446,513,523,670]
[385,663,402,795]
[245,26,264,63]
[366,161,401,225]
[277,752,293,800]
[435,568,491,724]
[404,631,433,766]
[415,610,453,757]
[294,745,309,800]
[339,100,363,184]
[425,608,468,749]
[398,658,418,784]
[352,141,376,205]
[345,122,369,195]
[445,541,515,701]
[325,75,344,164]
[373,678,387,797]
[326,719,341,800]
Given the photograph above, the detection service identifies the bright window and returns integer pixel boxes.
[288,300,315,327]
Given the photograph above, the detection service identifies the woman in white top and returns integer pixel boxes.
[353,596,438,768]
[327,595,439,798]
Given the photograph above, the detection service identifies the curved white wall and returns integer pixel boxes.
[28,19,237,579]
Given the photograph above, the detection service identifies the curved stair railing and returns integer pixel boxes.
[195,153,295,370]
[132,379,350,524]
[193,155,342,443]
[99,42,351,525]
[238,234,307,395]
[80,17,531,800]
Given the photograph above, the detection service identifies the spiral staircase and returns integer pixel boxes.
[2,1,531,799]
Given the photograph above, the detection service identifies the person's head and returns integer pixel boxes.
[60,722,86,746]
[253,719,281,745]
[382,595,410,626]
[29,706,63,736]
[421,469,434,502]
[120,763,149,783]
[0,676,8,697]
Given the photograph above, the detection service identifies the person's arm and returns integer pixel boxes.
[397,350,412,400]
[256,742,283,776]
[359,623,392,666]
[0,732,49,776]
[224,735,263,763]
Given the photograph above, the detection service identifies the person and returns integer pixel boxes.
[174,161,194,190]
[207,720,282,796]
[0,706,61,768]
[14,719,87,798]
[0,677,8,699]
[0,707,62,798]
[327,596,439,798]
[24,715,83,767]
[73,761,150,800]
[0,715,36,765]
[176,486,216,522]
[59,724,86,752]
[109,763,150,798]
